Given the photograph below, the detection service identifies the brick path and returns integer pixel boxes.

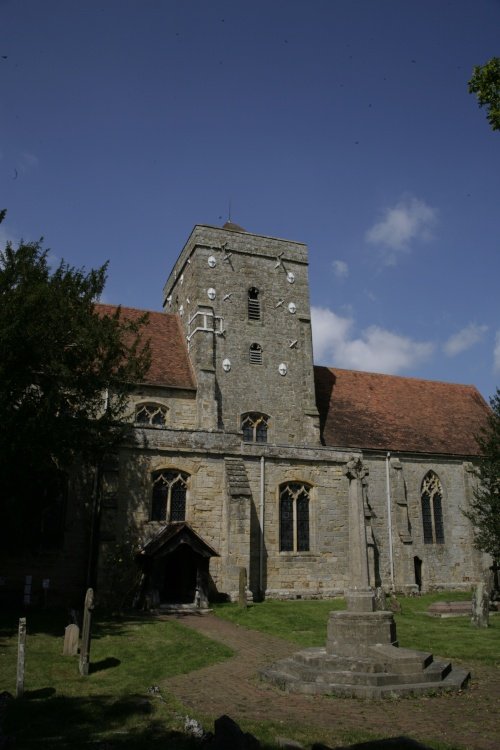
[162,612,500,750]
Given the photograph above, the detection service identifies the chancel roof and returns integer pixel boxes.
[314,366,490,456]
[96,304,196,390]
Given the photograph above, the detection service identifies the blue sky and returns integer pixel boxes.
[1,0,499,399]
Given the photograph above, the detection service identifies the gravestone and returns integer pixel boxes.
[63,623,80,656]
[471,582,489,628]
[79,588,94,676]
[16,617,26,698]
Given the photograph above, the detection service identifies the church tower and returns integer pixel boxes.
[162,223,320,445]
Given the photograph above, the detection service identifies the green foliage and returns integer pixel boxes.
[468,57,500,131]
[100,531,144,611]
[463,388,500,561]
[0,236,151,553]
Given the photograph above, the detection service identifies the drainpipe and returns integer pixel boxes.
[259,456,265,598]
[385,452,395,591]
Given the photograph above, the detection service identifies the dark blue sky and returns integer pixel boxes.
[1,0,499,398]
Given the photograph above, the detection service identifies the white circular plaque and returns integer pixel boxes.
[208,255,216,268]
[286,271,295,284]
[222,358,231,372]
[278,363,288,376]
[288,302,297,314]
[207,288,216,300]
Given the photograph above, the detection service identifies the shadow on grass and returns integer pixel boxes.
[3,693,201,749]
[90,656,121,673]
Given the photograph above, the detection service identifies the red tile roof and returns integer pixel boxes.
[96,304,196,390]
[314,366,490,456]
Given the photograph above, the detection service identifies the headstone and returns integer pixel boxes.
[79,588,94,675]
[471,582,489,628]
[63,623,80,656]
[16,618,26,698]
[238,567,248,609]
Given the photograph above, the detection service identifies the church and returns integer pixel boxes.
[7,222,492,607]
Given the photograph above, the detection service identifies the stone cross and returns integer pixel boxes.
[343,457,374,612]
[79,588,94,676]
[16,617,26,698]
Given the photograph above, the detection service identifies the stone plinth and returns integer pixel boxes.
[326,610,397,657]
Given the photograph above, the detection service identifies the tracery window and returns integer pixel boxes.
[249,343,263,364]
[151,470,188,522]
[241,413,269,443]
[135,402,168,427]
[279,482,310,552]
[421,471,445,544]
[248,287,261,321]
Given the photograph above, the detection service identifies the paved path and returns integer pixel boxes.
[162,612,499,750]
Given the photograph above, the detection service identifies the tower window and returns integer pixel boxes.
[249,343,263,364]
[279,482,311,552]
[241,413,269,443]
[248,287,261,321]
[421,471,445,544]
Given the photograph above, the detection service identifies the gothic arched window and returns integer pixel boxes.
[279,482,311,552]
[151,470,188,522]
[421,471,445,544]
[249,343,263,364]
[135,402,168,428]
[248,287,260,321]
[241,413,269,443]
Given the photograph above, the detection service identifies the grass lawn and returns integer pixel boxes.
[214,591,500,665]
[0,609,232,749]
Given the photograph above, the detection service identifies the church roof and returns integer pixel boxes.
[96,304,196,390]
[314,366,490,456]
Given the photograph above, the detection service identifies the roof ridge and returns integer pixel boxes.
[314,364,479,392]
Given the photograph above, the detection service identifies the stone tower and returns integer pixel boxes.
[162,223,320,445]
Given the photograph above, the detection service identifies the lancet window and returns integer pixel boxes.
[151,470,188,522]
[279,482,311,552]
[421,471,445,544]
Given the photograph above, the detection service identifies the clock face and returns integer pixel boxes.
[288,302,297,314]
[207,288,216,300]
[286,271,295,284]
[278,363,288,376]
[222,358,231,372]
[208,255,216,268]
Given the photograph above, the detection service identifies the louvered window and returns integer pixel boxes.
[248,287,261,320]
[249,343,263,364]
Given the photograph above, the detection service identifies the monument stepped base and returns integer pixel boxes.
[260,644,470,698]
[260,606,470,699]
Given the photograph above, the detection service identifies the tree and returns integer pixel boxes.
[464,389,500,563]
[468,57,500,131]
[0,230,151,553]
